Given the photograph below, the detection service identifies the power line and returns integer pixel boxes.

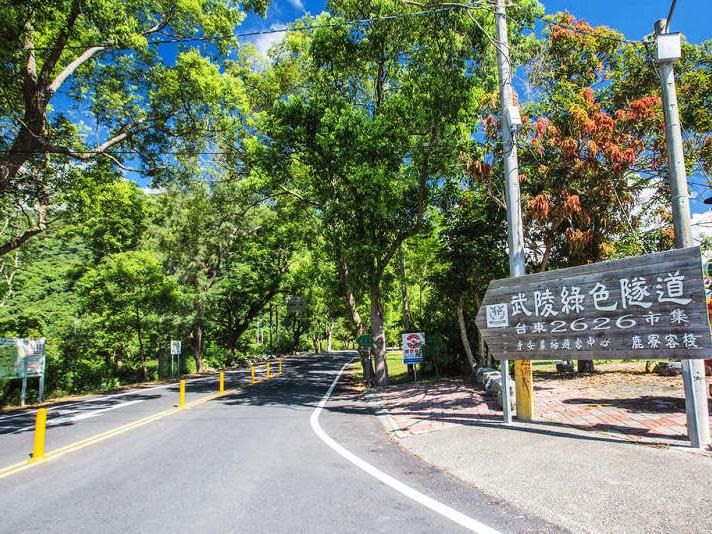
[15,6,476,52]
[13,2,644,55]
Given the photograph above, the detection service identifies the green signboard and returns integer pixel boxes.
[356,334,374,348]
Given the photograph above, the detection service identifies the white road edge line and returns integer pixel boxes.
[309,359,502,534]
[51,399,147,424]
[0,368,250,421]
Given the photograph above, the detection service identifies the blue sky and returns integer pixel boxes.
[240,0,711,44]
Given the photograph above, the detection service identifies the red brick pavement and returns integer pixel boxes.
[376,372,712,444]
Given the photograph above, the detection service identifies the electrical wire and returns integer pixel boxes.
[15,6,475,52]
[12,2,646,54]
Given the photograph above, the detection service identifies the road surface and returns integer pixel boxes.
[0,353,559,533]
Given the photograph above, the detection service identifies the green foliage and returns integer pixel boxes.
[4,4,709,404]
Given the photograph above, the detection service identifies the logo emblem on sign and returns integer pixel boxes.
[405,333,422,349]
[486,303,508,328]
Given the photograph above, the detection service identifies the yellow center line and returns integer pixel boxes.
[0,386,242,481]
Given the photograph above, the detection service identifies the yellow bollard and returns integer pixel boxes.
[266,361,271,379]
[179,379,185,408]
[219,371,224,393]
[515,360,534,420]
[251,366,255,384]
[29,408,47,462]
[279,359,283,375]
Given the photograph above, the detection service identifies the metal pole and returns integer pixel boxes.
[494,0,531,423]
[38,372,45,403]
[21,357,28,407]
[654,20,710,448]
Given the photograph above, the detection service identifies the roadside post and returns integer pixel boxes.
[401,333,425,382]
[179,379,185,408]
[494,0,531,422]
[476,247,712,446]
[21,356,28,407]
[356,333,375,386]
[30,408,47,462]
[170,340,181,378]
[653,19,711,448]
[219,372,224,393]
[251,366,255,384]
[279,359,283,375]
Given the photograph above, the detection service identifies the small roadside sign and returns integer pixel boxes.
[356,334,374,348]
[171,340,182,355]
[402,332,425,364]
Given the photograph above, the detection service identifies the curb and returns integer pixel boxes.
[363,388,407,439]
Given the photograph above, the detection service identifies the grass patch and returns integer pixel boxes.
[352,350,414,385]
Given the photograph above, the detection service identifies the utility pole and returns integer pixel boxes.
[654,19,710,448]
[494,0,533,423]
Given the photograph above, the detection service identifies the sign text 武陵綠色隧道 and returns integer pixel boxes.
[475,247,712,361]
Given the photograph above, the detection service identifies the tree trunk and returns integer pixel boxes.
[457,295,477,378]
[275,304,280,349]
[474,295,487,368]
[578,360,595,373]
[326,322,333,352]
[337,251,361,330]
[192,323,205,373]
[370,281,389,386]
[158,350,167,378]
[136,306,148,381]
[312,333,319,353]
[399,244,415,379]
[399,244,411,329]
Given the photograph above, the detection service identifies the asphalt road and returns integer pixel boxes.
[0,365,265,467]
[0,353,560,533]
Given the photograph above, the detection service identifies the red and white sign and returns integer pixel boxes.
[403,332,425,349]
[402,333,425,364]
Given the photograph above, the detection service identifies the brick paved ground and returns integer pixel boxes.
[376,363,712,444]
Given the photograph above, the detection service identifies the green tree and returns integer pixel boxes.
[259,1,540,385]
[78,250,177,381]
[0,0,267,255]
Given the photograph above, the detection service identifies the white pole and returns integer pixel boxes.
[654,19,710,448]
[494,0,526,424]
[21,357,28,406]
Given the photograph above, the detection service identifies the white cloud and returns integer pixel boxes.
[691,209,712,244]
[251,31,285,57]
[287,0,305,11]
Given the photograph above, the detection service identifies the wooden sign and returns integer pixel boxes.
[286,295,305,314]
[475,247,712,361]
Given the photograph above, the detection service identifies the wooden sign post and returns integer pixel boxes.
[476,247,712,444]
[476,247,712,361]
